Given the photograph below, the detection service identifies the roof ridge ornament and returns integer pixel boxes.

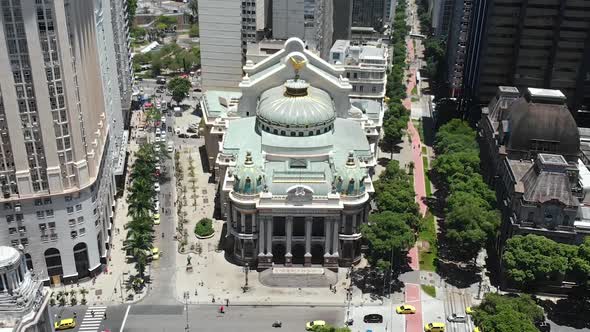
[289,56,307,81]
[244,151,254,166]
[346,151,356,167]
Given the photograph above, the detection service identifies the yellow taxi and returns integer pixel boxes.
[466,306,474,315]
[151,247,160,260]
[474,327,481,332]
[305,320,326,331]
[153,213,160,225]
[54,318,76,330]
[396,304,417,314]
[424,322,445,332]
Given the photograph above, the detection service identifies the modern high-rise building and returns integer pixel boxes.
[352,0,386,28]
[462,0,590,116]
[0,0,128,285]
[199,0,270,91]
[272,0,336,59]
[110,0,134,118]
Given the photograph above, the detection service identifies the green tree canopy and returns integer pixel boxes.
[361,211,415,270]
[432,150,480,184]
[503,234,578,288]
[445,197,499,260]
[311,325,351,332]
[167,77,191,105]
[472,293,543,332]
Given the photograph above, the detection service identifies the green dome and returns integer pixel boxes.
[232,152,266,195]
[257,79,335,128]
[333,152,368,196]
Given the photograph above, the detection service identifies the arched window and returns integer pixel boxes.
[563,215,570,226]
[308,131,313,136]
[273,129,278,134]
[24,253,33,271]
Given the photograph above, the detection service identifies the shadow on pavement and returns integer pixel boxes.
[434,259,482,289]
[537,292,590,329]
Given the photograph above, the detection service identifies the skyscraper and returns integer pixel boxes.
[0,0,128,285]
[352,0,386,28]
[462,0,590,116]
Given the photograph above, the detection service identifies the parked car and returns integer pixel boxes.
[54,318,76,330]
[305,320,326,331]
[154,183,161,192]
[363,314,383,323]
[424,322,445,332]
[536,322,551,332]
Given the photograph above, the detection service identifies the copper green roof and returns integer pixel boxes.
[256,80,335,128]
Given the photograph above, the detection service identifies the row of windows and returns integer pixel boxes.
[260,124,333,137]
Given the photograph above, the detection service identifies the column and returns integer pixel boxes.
[240,213,246,233]
[285,217,293,266]
[258,217,265,255]
[332,220,340,257]
[304,217,312,266]
[266,218,273,258]
[324,219,331,255]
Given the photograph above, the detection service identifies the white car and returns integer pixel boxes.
[154,145,160,153]
[161,132,167,141]
[161,116,166,123]
[154,183,160,192]
[155,128,161,135]
[167,144,174,153]
[153,200,160,212]
[154,136,161,143]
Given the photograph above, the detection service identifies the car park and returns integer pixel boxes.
[363,314,383,323]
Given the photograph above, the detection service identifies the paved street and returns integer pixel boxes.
[122,305,344,332]
[50,305,126,332]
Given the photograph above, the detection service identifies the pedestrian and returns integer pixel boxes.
[226,298,229,306]
[73,312,77,319]
[329,284,332,291]
[91,310,95,318]
[219,305,224,314]
[103,312,107,320]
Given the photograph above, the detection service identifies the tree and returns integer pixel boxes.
[188,0,199,22]
[361,211,415,270]
[503,235,575,288]
[127,0,138,25]
[167,77,191,105]
[448,173,496,208]
[189,24,199,37]
[471,293,543,332]
[432,150,480,185]
[311,325,351,332]
[434,119,477,155]
[444,197,499,261]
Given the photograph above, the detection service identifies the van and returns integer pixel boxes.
[424,322,445,332]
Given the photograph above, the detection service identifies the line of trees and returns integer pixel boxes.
[432,119,500,262]
[133,43,201,77]
[124,143,166,290]
[382,0,410,153]
[362,161,418,270]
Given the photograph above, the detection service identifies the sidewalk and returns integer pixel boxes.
[59,112,148,307]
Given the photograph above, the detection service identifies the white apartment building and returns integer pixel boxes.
[0,0,128,286]
[329,40,389,100]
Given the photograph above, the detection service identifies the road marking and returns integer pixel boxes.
[120,305,131,332]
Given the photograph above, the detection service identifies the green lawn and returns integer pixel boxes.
[418,213,437,271]
[422,156,432,196]
[411,86,418,95]
[421,146,427,155]
[421,285,437,298]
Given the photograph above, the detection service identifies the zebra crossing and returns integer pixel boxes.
[78,306,106,332]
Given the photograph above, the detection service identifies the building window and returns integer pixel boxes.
[6,215,14,223]
[77,216,84,224]
[70,230,77,238]
[35,199,42,206]
[20,238,28,246]
[79,228,85,235]
[75,204,82,211]
[9,227,17,234]
[563,215,570,226]
[45,209,54,217]
[18,226,26,234]
[48,222,56,229]
[65,195,72,202]
[66,206,74,214]
[44,198,52,205]
[68,219,76,227]
[36,211,45,219]
[38,223,46,231]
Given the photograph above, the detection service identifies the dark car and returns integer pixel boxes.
[363,314,383,324]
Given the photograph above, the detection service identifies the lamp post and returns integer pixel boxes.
[242,262,249,293]
[184,291,190,332]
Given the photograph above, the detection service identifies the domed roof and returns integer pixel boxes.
[507,97,579,156]
[0,246,21,268]
[332,152,368,196]
[232,152,266,195]
[257,79,335,128]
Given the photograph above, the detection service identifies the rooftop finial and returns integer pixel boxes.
[244,151,253,165]
[346,151,355,167]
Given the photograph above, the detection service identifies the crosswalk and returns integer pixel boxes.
[79,306,106,332]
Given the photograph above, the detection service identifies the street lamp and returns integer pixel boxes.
[183,291,190,332]
[242,262,249,293]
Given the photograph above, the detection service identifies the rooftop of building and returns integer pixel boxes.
[223,117,373,196]
[202,90,243,119]
[329,40,388,65]
[136,0,189,16]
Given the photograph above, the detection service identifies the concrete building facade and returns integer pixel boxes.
[462,0,590,116]
[215,38,377,269]
[478,87,590,253]
[0,246,52,332]
[329,40,389,100]
[0,0,127,285]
